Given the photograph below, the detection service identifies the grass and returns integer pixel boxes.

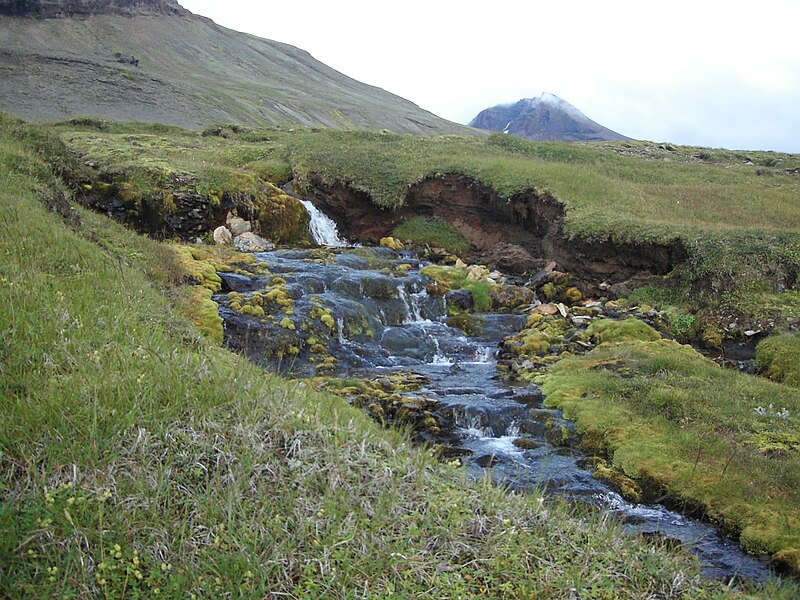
[420,265,495,312]
[53,123,800,320]
[6,118,795,597]
[541,332,800,573]
[392,216,471,255]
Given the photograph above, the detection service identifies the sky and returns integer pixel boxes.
[179,0,800,152]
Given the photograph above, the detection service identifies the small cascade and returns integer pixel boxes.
[300,199,347,246]
[397,284,425,324]
[451,408,494,438]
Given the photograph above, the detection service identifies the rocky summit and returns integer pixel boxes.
[0,0,187,17]
[0,0,472,134]
[469,93,630,142]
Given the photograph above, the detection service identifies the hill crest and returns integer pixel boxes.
[0,0,187,17]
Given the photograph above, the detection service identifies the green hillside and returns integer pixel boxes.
[0,8,473,135]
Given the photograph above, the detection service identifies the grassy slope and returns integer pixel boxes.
[7,122,791,597]
[57,124,800,322]
[541,331,800,569]
[57,125,800,235]
[0,13,473,135]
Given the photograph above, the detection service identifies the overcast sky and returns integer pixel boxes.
[180,0,800,152]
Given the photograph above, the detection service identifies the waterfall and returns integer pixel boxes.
[299,200,347,246]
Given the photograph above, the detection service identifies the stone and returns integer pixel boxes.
[454,259,467,269]
[490,285,536,311]
[233,232,274,252]
[445,289,474,312]
[465,265,486,281]
[228,216,252,236]
[488,270,504,283]
[482,243,539,274]
[379,236,404,250]
[213,225,232,245]
[532,303,559,316]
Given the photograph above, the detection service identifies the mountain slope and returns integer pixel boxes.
[0,1,473,134]
[470,93,630,142]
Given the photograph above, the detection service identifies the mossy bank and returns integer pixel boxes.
[52,120,800,345]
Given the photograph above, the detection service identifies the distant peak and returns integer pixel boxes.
[469,93,630,143]
[0,0,189,18]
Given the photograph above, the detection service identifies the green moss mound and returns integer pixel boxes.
[420,265,495,312]
[757,333,800,387]
[250,182,310,244]
[587,318,662,344]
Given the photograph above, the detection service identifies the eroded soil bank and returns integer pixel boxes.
[302,173,688,288]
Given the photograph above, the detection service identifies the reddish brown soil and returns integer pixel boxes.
[304,173,687,286]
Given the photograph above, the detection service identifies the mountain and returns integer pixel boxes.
[469,93,630,142]
[0,0,473,135]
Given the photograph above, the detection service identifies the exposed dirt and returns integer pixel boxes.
[305,173,688,287]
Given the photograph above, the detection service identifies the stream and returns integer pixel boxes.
[213,208,775,583]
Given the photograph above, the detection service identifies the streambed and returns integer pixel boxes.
[214,243,774,583]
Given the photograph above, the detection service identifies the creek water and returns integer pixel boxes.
[214,210,775,583]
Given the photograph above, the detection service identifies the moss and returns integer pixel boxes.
[512,438,539,450]
[177,285,223,344]
[592,460,643,504]
[391,217,470,255]
[250,182,310,244]
[239,304,264,317]
[756,333,800,387]
[503,313,572,360]
[171,244,222,292]
[542,338,800,566]
[311,304,336,332]
[446,313,481,336]
[379,236,404,250]
[772,548,800,575]
[587,318,662,345]
[279,317,296,330]
[420,265,496,312]
[702,326,724,349]
[562,287,583,305]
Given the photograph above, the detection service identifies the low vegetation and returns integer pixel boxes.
[3,115,800,595]
[392,216,471,255]
[541,322,800,574]
[756,332,800,387]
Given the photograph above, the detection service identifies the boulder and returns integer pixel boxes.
[465,265,487,281]
[380,237,404,250]
[483,243,540,274]
[233,232,274,253]
[531,303,559,316]
[213,225,232,245]
[490,285,536,311]
[446,289,474,312]
[228,216,252,236]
